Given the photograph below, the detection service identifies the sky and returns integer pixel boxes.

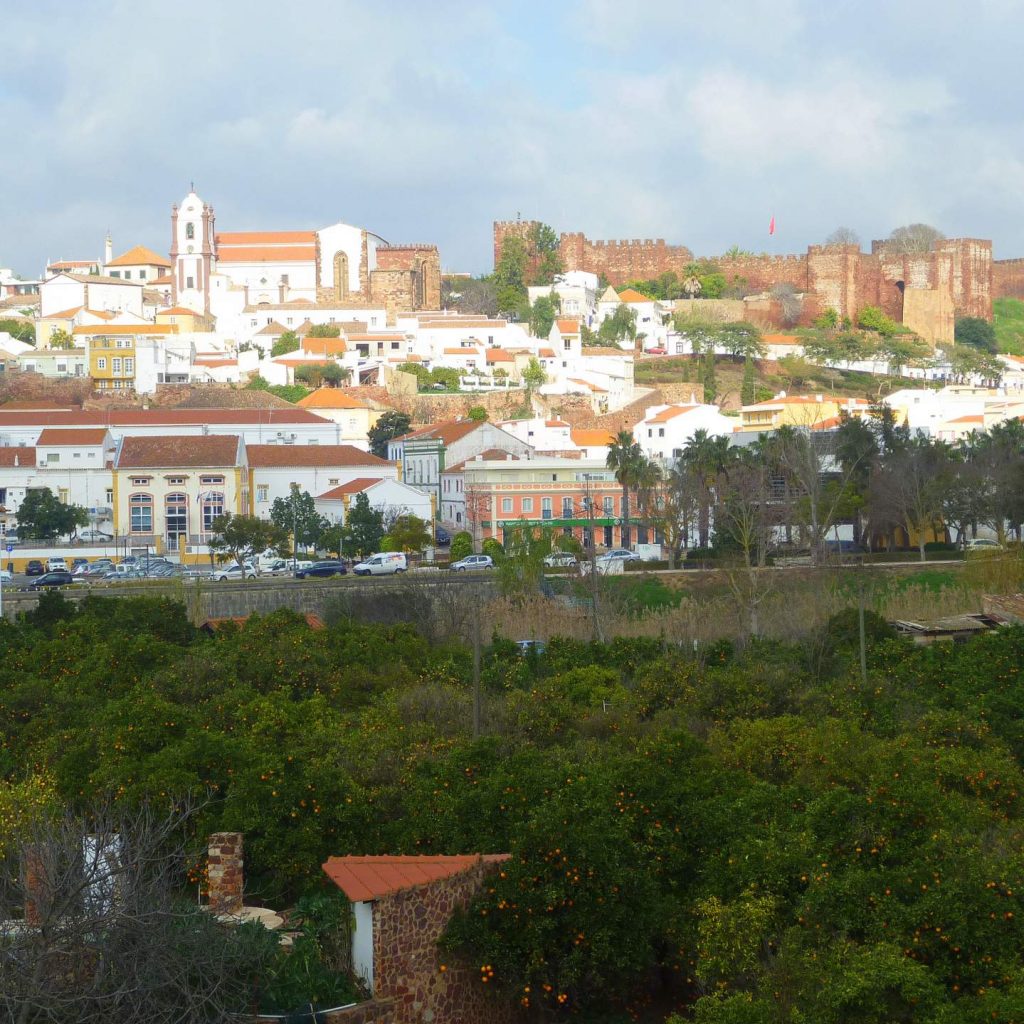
[3,0,1024,278]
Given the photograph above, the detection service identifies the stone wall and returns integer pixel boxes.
[207,832,244,914]
[993,258,1024,300]
[559,232,694,283]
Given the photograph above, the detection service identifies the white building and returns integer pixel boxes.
[636,402,735,462]
[315,477,432,530]
[40,273,144,318]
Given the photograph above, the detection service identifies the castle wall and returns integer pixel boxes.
[994,258,1024,299]
[559,232,694,284]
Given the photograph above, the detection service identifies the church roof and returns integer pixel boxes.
[216,231,316,247]
[107,245,171,268]
[215,245,316,263]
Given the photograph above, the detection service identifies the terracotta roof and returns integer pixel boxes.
[48,260,96,269]
[83,309,118,320]
[647,404,698,424]
[344,333,404,341]
[811,415,843,431]
[36,428,109,446]
[317,477,384,499]
[545,418,570,427]
[246,444,388,468]
[616,288,653,303]
[216,246,316,262]
[581,346,632,357]
[485,348,514,363]
[444,347,478,355]
[43,306,84,320]
[538,347,556,357]
[555,318,580,334]
[947,415,985,424]
[151,274,174,285]
[571,428,615,447]
[0,447,35,466]
[216,231,316,247]
[418,318,507,328]
[448,448,521,473]
[396,420,482,445]
[193,358,236,368]
[116,434,241,469]
[297,389,369,410]
[322,854,509,902]
[763,333,800,345]
[73,324,176,336]
[0,409,329,427]
[64,273,143,287]
[567,378,608,393]
[302,337,348,355]
[157,306,198,316]
[107,245,171,268]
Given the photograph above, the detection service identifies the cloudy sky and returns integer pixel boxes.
[4,0,1023,277]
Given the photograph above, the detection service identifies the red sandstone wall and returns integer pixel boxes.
[372,864,513,1024]
[559,233,694,284]
[994,259,1024,299]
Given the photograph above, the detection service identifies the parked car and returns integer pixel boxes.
[434,526,451,546]
[965,538,1003,551]
[824,540,866,556]
[46,557,68,572]
[353,552,407,576]
[25,560,45,576]
[596,549,641,562]
[213,562,259,582]
[0,569,12,583]
[450,554,494,571]
[29,570,75,589]
[78,528,113,541]
[295,559,347,579]
[543,552,578,568]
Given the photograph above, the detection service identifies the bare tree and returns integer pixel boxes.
[886,223,944,255]
[825,226,861,248]
[0,798,274,1024]
[769,283,802,327]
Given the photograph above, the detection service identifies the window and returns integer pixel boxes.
[97,357,107,370]
[186,276,194,289]
[105,489,114,504]
[129,493,153,534]
[185,222,195,240]
[73,452,81,459]
[166,477,186,486]
[541,497,552,521]
[112,358,122,374]
[57,363,67,374]
[123,271,131,280]
[200,475,224,486]
[256,485,269,502]
[165,493,187,543]
[124,358,134,374]
[658,428,665,437]
[109,271,120,278]
[201,492,224,532]
[46,452,59,464]
[502,498,513,513]
[562,497,573,518]
[603,496,614,516]
[603,525,613,547]
[139,269,146,279]
[130,476,151,487]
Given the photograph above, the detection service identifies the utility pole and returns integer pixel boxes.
[584,474,604,643]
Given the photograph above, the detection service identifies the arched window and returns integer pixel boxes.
[165,492,188,543]
[333,251,349,301]
[129,493,153,534]
[201,492,224,533]
[185,222,195,240]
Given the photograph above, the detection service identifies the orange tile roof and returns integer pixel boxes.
[106,245,171,268]
[571,428,615,446]
[216,231,316,247]
[485,348,514,363]
[581,346,632,357]
[322,854,509,902]
[193,358,236,368]
[317,477,385,499]
[156,306,198,316]
[538,347,556,357]
[151,274,174,285]
[763,333,800,345]
[246,444,388,468]
[36,428,109,446]
[0,447,35,466]
[297,389,370,410]
[555,318,580,334]
[947,414,984,424]
[567,378,608,393]
[216,246,316,263]
[444,347,478,355]
[43,306,84,320]
[648,404,698,423]
[545,418,570,427]
[616,288,653,303]
[83,309,118,320]
[73,324,176,336]
[48,260,96,268]
[811,415,843,430]
[116,434,241,469]
[302,337,348,355]
[397,420,483,445]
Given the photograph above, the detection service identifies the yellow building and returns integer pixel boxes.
[296,388,384,446]
[77,324,178,391]
[738,393,870,433]
[155,305,212,332]
[112,434,246,556]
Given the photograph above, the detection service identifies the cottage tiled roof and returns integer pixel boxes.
[0,408,329,428]
[216,231,316,247]
[156,306,199,317]
[297,389,369,410]
[72,324,177,336]
[570,428,615,447]
[0,447,35,466]
[302,337,348,355]
[616,288,653,303]
[647,405,698,424]
[317,478,384,499]
[42,306,85,320]
[322,854,509,902]
[36,428,109,446]
[106,245,171,268]
[395,420,482,445]
[485,348,514,363]
[116,434,241,469]
[555,318,580,334]
[246,444,388,468]
[217,246,316,262]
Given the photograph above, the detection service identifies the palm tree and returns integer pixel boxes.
[681,430,733,549]
[606,430,644,548]
[632,456,663,543]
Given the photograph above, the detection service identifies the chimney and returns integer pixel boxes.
[207,832,244,915]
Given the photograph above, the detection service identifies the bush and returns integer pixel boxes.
[482,538,505,562]
[449,531,473,561]
[924,541,957,552]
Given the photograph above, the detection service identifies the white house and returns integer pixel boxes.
[315,477,432,530]
[636,402,735,462]
[40,273,144,318]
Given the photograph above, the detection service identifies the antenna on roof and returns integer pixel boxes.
[190,180,195,192]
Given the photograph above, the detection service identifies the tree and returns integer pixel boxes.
[294,363,349,388]
[719,321,765,361]
[442,276,499,317]
[344,491,385,555]
[467,405,488,422]
[522,357,547,390]
[770,283,802,327]
[493,235,529,320]
[16,488,88,540]
[814,307,840,329]
[0,318,35,344]
[825,226,861,247]
[955,316,997,353]
[307,323,341,338]
[857,305,899,337]
[740,354,757,406]
[528,293,558,339]
[449,531,473,561]
[385,514,432,553]
[607,430,644,548]
[208,513,287,574]
[271,330,300,357]
[598,304,637,346]
[879,334,930,376]
[528,222,563,284]
[368,411,412,458]
[680,430,734,549]
[887,222,944,253]
[702,350,718,403]
[269,485,328,553]
[48,328,75,350]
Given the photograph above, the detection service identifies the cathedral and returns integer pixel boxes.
[169,190,441,323]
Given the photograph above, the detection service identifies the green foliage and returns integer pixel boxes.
[48,328,75,349]
[244,375,310,403]
[522,356,547,390]
[814,306,839,329]
[857,305,899,337]
[271,330,300,357]
[955,316,997,354]
[16,487,89,540]
[294,362,348,387]
[528,293,558,339]
[386,514,431,553]
[467,405,488,422]
[449,531,473,561]
[269,486,328,551]
[401,363,461,392]
[702,351,718,403]
[0,317,35,343]
[307,323,342,338]
[993,297,1024,355]
[528,222,563,285]
[368,410,412,458]
[344,492,384,555]
[598,304,637,345]
[208,513,288,571]
[481,537,505,562]
[740,354,757,405]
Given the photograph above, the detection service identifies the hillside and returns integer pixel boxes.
[993,297,1024,355]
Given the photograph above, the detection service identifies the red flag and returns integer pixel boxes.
[768,215,776,236]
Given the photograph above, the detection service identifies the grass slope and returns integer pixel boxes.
[993,297,1024,355]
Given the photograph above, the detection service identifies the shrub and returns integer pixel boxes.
[482,538,505,562]
[449,531,473,561]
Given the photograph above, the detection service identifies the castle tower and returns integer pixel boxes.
[170,188,215,316]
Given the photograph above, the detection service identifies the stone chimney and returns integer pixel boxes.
[22,845,46,926]
[207,832,244,915]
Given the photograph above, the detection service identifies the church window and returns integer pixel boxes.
[333,251,349,301]
[186,276,194,289]
[185,222,195,240]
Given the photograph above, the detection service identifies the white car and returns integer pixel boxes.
[46,557,69,572]
[214,562,259,581]
[965,538,1003,551]
[78,528,113,541]
[543,552,578,568]
[353,552,408,576]
[450,554,494,571]
[0,569,12,583]
[596,549,641,562]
